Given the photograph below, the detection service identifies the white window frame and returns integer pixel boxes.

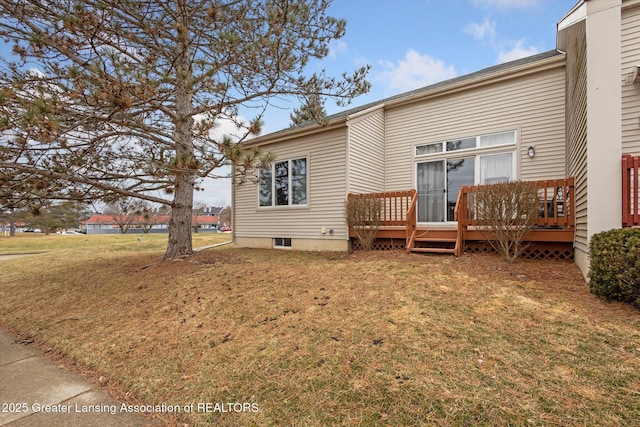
[477,151,516,185]
[258,157,308,208]
[415,130,517,158]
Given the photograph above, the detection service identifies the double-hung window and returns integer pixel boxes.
[259,157,307,207]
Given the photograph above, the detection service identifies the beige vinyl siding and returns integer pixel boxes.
[564,21,588,252]
[622,4,640,156]
[384,64,566,191]
[347,107,385,194]
[234,127,348,240]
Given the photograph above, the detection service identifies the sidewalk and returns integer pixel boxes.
[0,329,158,426]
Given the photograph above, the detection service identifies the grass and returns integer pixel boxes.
[0,235,639,426]
[0,232,229,254]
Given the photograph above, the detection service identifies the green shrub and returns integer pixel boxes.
[588,228,640,307]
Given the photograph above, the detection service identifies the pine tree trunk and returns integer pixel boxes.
[164,3,195,260]
[164,171,194,259]
[9,208,16,236]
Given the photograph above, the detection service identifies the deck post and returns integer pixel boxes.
[405,189,417,253]
[622,154,640,227]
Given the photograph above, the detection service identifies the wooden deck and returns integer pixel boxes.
[348,178,575,256]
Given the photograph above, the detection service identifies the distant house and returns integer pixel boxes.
[82,213,219,234]
[1,221,28,234]
[232,0,640,278]
[201,206,224,216]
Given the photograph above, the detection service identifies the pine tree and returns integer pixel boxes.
[0,0,369,258]
[290,94,327,126]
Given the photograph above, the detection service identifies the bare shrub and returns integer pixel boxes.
[345,197,382,251]
[475,181,540,263]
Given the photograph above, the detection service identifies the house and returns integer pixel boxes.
[83,213,219,234]
[232,0,640,278]
[201,206,224,216]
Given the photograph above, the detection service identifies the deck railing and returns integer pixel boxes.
[347,190,417,247]
[348,180,574,255]
[622,154,640,227]
[455,177,575,228]
[454,178,575,254]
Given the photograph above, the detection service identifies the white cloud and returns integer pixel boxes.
[497,40,540,63]
[378,49,457,93]
[194,113,253,143]
[27,67,46,78]
[328,40,348,60]
[209,116,244,142]
[463,16,540,65]
[471,0,539,9]
[464,18,496,41]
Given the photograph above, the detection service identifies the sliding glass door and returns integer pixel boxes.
[417,157,475,222]
[417,160,445,222]
[416,153,514,223]
[446,157,475,221]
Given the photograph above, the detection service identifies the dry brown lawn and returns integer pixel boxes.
[0,234,639,426]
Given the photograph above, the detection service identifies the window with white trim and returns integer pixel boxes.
[259,157,307,207]
[479,152,513,184]
[273,237,292,248]
[415,130,516,157]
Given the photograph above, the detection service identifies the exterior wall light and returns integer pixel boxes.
[625,65,640,84]
[527,146,535,158]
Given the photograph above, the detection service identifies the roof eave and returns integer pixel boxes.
[384,53,565,110]
[556,0,587,51]
[241,115,351,147]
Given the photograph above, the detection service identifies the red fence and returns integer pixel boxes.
[622,154,640,227]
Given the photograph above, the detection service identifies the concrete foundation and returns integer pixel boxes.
[234,236,349,252]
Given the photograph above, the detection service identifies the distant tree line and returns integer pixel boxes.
[1,200,91,235]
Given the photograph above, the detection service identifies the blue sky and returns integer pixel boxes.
[258,0,577,135]
[205,0,577,206]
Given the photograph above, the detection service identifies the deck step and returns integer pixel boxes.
[414,237,457,243]
[410,247,456,254]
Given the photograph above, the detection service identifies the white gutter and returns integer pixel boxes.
[345,103,385,123]
[558,0,586,32]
